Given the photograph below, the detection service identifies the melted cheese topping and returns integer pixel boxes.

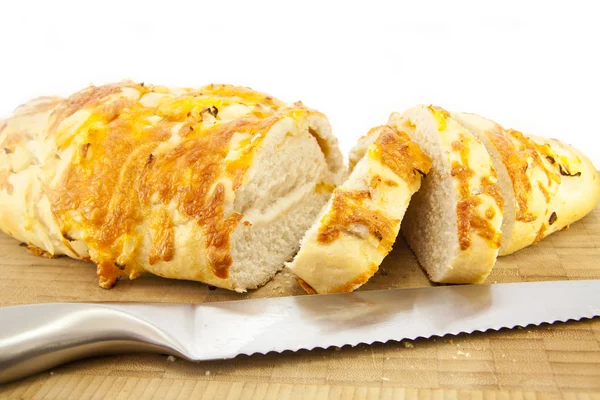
[317,126,432,252]
[368,125,432,185]
[316,189,397,250]
[508,129,561,185]
[486,125,577,226]
[44,81,300,288]
[451,134,503,251]
[483,127,536,222]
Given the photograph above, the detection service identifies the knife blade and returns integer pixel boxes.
[1,279,599,384]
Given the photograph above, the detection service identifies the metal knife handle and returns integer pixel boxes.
[0,303,189,384]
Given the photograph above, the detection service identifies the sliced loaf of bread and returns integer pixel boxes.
[287,125,431,293]
[452,112,600,255]
[388,105,504,284]
[0,82,345,291]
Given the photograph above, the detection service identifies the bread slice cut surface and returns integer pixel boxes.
[388,105,504,284]
[288,124,431,293]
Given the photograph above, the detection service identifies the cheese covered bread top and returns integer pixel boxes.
[0,82,344,288]
[453,112,600,255]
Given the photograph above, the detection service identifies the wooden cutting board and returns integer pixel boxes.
[1,204,599,399]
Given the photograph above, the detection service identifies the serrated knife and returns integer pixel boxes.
[1,279,599,384]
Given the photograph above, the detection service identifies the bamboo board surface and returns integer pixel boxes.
[0,205,599,399]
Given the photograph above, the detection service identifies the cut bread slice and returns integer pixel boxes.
[388,105,504,284]
[287,125,432,294]
[452,112,600,255]
[0,82,345,291]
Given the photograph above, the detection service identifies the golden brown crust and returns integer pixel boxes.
[456,197,478,250]
[315,127,431,251]
[369,125,432,186]
[482,176,504,212]
[483,127,535,222]
[42,82,302,287]
[469,206,502,249]
[450,160,474,198]
[289,123,429,294]
[453,111,599,256]
[486,124,586,228]
[452,134,503,251]
[485,126,566,225]
[316,189,396,250]
[194,84,286,109]
[507,130,561,185]
[148,208,175,266]
[538,181,551,203]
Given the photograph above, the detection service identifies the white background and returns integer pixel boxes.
[1,0,599,165]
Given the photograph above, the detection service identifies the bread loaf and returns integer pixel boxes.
[452,112,600,255]
[288,125,431,293]
[0,82,345,290]
[389,106,504,284]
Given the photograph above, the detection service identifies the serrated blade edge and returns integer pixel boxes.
[191,279,600,359]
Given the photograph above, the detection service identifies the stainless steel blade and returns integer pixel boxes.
[1,279,599,384]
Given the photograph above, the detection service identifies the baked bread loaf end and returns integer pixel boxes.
[0,82,345,291]
[453,112,600,255]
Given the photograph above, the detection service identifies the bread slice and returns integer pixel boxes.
[0,82,345,291]
[452,112,600,255]
[287,125,431,293]
[388,105,504,284]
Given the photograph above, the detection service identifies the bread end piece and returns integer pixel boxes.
[0,83,345,291]
[452,112,600,255]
